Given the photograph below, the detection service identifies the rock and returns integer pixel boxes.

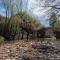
[21,54,32,60]
[0,40,60,60]
[32,44,60,54]
[6,59,11,60]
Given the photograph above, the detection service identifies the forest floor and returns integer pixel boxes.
[0,39,60,60]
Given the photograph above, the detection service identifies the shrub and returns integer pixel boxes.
[0,36,5,44]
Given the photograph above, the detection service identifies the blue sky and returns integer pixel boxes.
[0,0,6,16]
[0,0,60,27]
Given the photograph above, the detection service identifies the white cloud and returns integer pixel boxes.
[29,0,60,16]
[28,0,60,27]
[28,0,48,15]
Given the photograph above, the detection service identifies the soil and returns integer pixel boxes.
[0,39,60,60]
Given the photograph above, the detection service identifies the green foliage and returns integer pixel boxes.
[19,12,42,29]
[49,12,60,28]
[0,36,5,44]
[49,12,57,28]
[0,12,42,40]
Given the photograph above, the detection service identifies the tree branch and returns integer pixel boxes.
[39,5,60,9]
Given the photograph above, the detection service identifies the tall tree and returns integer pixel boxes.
[49,12,57,28]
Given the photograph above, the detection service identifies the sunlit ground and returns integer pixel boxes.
[0,39,60,60]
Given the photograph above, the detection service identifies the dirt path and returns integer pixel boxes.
[0,40,60,60]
